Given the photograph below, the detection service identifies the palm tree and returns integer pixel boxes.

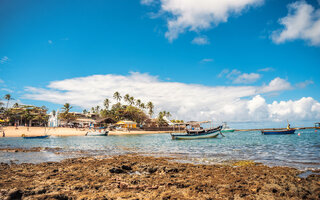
[95,106,100,114]
[104,98,110,110]
[124,94,130,104]
[140,103,146,110]
[62,103,72,113]
[129,96,135,106]
[13,103,19,108]
[113,92,122,102]
[4,94,13,110]
[82,109,87,114]
[136,99,141,107]
[91,107,95,114]
[147,101,154,117]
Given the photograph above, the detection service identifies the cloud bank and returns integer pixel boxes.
[142,0,264,41]
[23,72,320,123]
[272,1,320,46]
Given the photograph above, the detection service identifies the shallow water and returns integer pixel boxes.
[0,129,319,170]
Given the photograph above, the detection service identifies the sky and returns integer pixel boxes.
[0,0,319,128]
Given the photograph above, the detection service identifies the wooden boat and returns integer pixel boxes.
[171,126,223,140]
[85,127,109,136]
[261,129,295,135]
[221,122,234,133]
[23,135,49,139]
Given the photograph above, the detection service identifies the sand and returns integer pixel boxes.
[0,126,176,137]
[0,154,319,200]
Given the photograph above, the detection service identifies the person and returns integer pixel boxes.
[2,131,5,137]
[287,123,291,130]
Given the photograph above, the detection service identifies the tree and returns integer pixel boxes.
[157,111,168,126]
[60,103,76,124]
[124,94,130,105]
[104,98,110,110]
[4,94,14,110]
[82,109,88,114]
[136,99,141,107]
[13,103,19,108]
[62,103,72,113]
[140,103,146,109]
[113,92,122,102]
[147,101,154,117]
[95,105,100,114]
[129,96,135,106]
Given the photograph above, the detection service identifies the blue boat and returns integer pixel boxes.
[23,135,50,139]
[261,129,295,135]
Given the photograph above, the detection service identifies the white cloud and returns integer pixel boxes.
[22,72,320,123]
[142,0,264,41]
[141,0,155,5]
[258,67,274,72]
[272,1,320,46]
[200,58,213,63]
[0,79,4,83]
[233,73,261,84]
[48,40,53,44]
[0,56,9,64]
[191,36,209,45]
[260,77,292,93]
[296,80,314,88]
[219,69,261,84]
[1,88,14,93]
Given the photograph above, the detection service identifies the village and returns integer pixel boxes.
[0,93,188,137]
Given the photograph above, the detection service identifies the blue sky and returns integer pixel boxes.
[0,0,319,127]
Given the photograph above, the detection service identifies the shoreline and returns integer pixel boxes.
[0,154,319,199]
[0,126,177,137]
[0,126,316,137]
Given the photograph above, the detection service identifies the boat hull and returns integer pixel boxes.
[221,129,234,133]
[85,131,109,136]
[261,129,295,135]
[171,130,220,140]
[23,135,49,139]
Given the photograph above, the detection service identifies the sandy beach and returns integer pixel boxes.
[0,154,319,200]
[0,126,176,137]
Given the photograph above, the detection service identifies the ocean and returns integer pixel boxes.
[0,129,319,170]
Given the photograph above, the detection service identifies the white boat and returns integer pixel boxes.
[85,128,109,136]
[171,126,223,140]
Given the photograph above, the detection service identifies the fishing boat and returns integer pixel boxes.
[315,122,320,129]
[85,127,109,136]
[171,125,223,140]
[221,122,234,133]
[261,129,295,135]
[23,135,50,139]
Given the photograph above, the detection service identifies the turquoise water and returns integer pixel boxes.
[0,129,319,170]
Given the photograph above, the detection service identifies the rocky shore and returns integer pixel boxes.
[0,154,319,200]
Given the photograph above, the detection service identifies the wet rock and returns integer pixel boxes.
[6,189,23,200]
[109,168,125,174]
[121,165,132,170]
[148,167,157,174]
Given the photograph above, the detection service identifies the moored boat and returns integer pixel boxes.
[315,122,320,129]
[261,129,295,135]
[171,125,223,140]
[85,127,109,136]
[23,135,50,139]
[221,122,234,133]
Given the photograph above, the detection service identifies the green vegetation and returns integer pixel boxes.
[59,103,76,123]
[0,92,176,128]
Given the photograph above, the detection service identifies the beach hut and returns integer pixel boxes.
[116,121,137,129]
